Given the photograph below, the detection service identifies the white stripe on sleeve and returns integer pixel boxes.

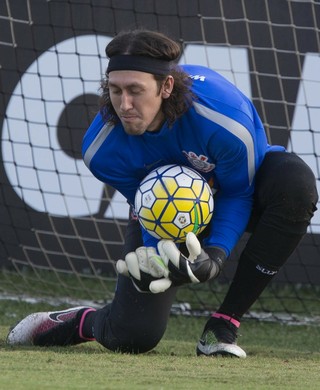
[83,123,114,167]
[193,101,255,185]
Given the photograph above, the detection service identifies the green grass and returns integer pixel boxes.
[1,300,320,389]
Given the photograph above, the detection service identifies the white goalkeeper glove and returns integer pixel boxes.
[116,246,171,293]
[149,232,226,294]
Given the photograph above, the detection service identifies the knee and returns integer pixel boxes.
[285,166,317,222]
[98,322,165,354]
[272,155,318,222]
[102,333,163,355]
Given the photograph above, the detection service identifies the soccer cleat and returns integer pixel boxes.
[196,314,247,358]
[7,306,96,347]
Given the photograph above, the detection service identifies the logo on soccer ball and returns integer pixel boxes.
[178,214,187,226]
[143,193,154,206]
[134,164,214,243]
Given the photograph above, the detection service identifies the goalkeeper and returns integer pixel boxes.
[7,29,318,358]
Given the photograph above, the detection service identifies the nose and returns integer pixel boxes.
[120,92,133,111]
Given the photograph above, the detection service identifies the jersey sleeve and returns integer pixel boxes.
[141,228,160,248]
[202,117,258,256]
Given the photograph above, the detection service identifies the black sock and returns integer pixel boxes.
[218,255,278,319]
[81,311,96,339]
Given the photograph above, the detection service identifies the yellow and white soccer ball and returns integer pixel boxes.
[134,164,214,243]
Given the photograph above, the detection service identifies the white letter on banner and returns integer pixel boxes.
[287,53,320,233]
[2,35,110,217]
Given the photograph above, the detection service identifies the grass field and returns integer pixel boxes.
[1,300,320,389]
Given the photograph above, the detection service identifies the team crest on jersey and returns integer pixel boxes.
[182,151,215,172]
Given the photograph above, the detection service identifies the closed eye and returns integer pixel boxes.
[108,82,145,96]
[128,87,144,95]
[109,87,122,95]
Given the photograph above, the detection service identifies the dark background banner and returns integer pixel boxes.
[0,0,319,284]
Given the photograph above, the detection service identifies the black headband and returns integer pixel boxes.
[107,55,171,75]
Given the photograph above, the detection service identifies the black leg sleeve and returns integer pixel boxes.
[246,152,318,268]
[93,274,177,353]
[90,209,177,353]
[218,152,318,319]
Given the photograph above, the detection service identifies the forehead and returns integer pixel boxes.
[108,70,155,87]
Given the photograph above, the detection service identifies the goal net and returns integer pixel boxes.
[0,0,319,324]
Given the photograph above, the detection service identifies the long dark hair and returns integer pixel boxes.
[99,29,194,127]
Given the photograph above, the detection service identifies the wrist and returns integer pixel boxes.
[203,246,227,278]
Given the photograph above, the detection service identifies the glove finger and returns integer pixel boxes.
[149,278,172,294]
[186,232,201,262]
[125,252,141,280]
[116,259,129,276]
[158,240,181,268]
[157,240,168,265]
[149,253,169,278]
[135,247,167,278]
[135,247,153,273]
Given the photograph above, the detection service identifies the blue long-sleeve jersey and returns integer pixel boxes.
[82,64,285,256]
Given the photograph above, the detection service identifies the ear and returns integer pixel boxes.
[161,76,174,99]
